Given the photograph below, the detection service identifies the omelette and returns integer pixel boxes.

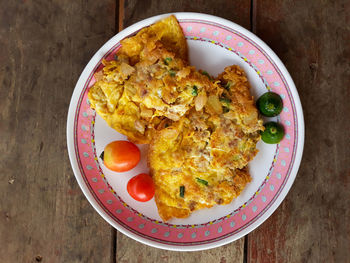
[119,15,188,64]
[87,16,264,222]
[149,66,263,221]
[88,15,213,143]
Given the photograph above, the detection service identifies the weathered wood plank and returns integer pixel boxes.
[117,232,244,263]
[0,1,116,262]
[248,0,350,262]
[122,0,252,30]
[114,0,251,261]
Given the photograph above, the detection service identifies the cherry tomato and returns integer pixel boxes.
[103,141,140,172]
[127,173,155,202]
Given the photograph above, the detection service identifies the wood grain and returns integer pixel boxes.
[248,0,350,262]
[116,232,244,263]
[121,0,252,30]
[0,1,116,262]
[1,0,349,262]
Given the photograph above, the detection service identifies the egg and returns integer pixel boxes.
[148,66,263,221]
[88,15,213,143]
[87,16,264,222]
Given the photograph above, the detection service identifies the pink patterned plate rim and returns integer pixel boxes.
[67,13,304,251]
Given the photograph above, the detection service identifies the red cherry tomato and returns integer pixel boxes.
[103,141,140,172]
[127,173,155,202]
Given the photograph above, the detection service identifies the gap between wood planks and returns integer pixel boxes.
[110,2,121,263]
[250,0,257,33]
[112,0,255,260]
[111,228,117,263]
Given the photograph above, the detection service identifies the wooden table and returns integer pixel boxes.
[1,0,349,262]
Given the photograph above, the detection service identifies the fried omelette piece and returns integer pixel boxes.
[149,115,253,221]
[88,42,213,143]
[149,65,263,221]
[119,15,188,64]
[88,16,214,143]
[208,65,264,169]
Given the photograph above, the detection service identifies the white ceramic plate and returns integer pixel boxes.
[67,12,304,251]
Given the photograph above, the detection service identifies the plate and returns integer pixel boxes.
[67,12,304,251]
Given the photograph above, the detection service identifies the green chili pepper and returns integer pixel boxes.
[100,151,104,161]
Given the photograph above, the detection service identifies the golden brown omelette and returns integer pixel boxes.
[88,15,213,143]
[149,66,263,221]
[119,15,188,64]
[87,16,263,221]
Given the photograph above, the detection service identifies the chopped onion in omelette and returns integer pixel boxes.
[88,16,263,221]
[88,15,213,143]
[119,15,188,64]
[149,66,263,221]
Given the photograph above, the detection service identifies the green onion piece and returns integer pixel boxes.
[233,155,240,161]
[196,178,208,186]
[224,82,231,90]
[114,54,118,60]
[179,186,185,198]
[220,96,231,106]
[222,106,230,113]
[192,85,198,96]
[100,151,104,161]
[201,71,211,79]
[169,70,176,77]
[164,57,172,65]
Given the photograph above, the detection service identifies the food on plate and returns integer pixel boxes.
[261,122,285,144]
[88,16,264,221]
[88,16,214,143]
[149,66,264,221]
[102,141,140,172]
[127,173,155,202]
[119,15,188,64]
[256,91,283,117]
